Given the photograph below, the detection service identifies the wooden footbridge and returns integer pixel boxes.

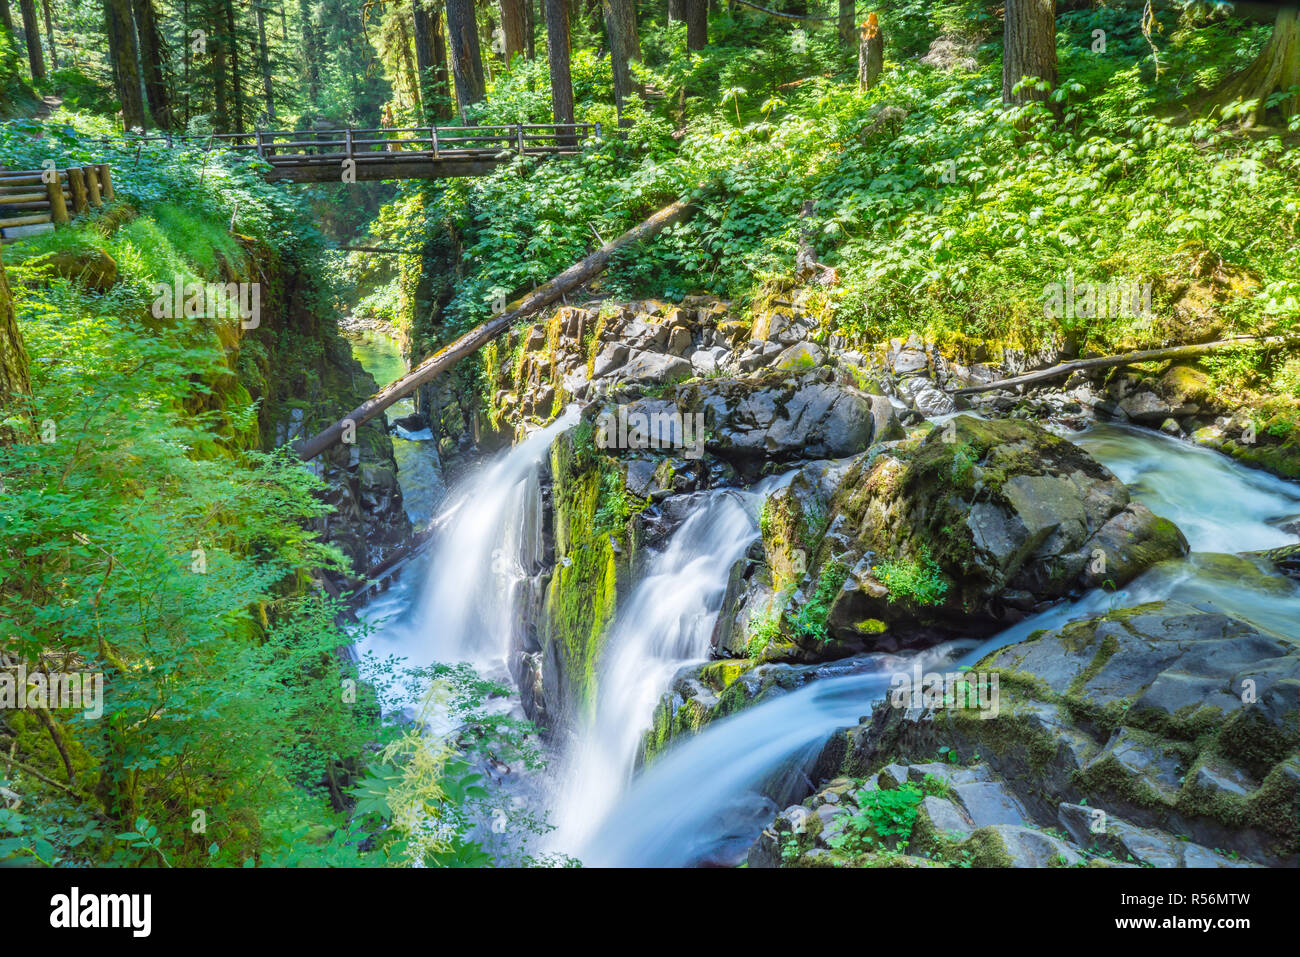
[99,123,599,183]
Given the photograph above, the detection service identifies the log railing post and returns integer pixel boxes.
[98,165,114,202]
[46,169,70,225]
[68,167,88,214]
[345,127,354,163]
[431,126,439,159]
[85,166,102,207]
[517,122,525,155]
[256,131,265,159]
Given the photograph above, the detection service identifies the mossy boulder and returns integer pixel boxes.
[815,416,1187,649]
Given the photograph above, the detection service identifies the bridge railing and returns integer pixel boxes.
[1,164,115,242]
[95,123,599,166]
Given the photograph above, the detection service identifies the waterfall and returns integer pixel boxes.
[548,487,766,857]
[574,422,1300,866]
[359,407,579,676]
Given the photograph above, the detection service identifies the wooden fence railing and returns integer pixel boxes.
[0,164,115,242]
[94,124,598,181]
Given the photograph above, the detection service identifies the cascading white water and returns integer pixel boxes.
[577,422,1300,867]
[1072,422,1300,552]
[548,487,766,856]
[414,407,580,669]
[358,407,580,676]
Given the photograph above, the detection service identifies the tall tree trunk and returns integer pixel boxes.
[39,0,55,68]
[211,7,230,130]
[0,1,15,40]
[500,0,526,62]
[134,0,172,128]
[297,0,320,106]
[602,0,632,117]
[446,0,486,118]
[106,0,145,127]
[609,0,637,61]
[224,0,245,132]
[396,8,420,112]
[1002,0,1056,105]
[667,0,683,23]
[255,0,275,123]
[413,0,448,120]
[526,0,535,59]
[1203,5,1299,125]
[18,0,44,79]
[685,0,705,51]
[858,12,882,91]
[545,0,573,135]
[433,5,450,116]
[0,246,34,447]
[838,0,853,46]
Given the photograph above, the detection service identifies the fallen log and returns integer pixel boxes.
[293,198,694,461]
[951,336,1290,396]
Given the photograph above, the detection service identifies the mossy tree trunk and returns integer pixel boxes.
[0,246,34,446]
[135,0,172,128]
[1203,5,1299,125]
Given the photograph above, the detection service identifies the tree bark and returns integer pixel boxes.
[134,0,172,128]
[298,0,321,106]
[446,0,486,118]
[293,198,695,461]
[39,0,56,69]
[1203,5,1298,125]
[106,0,145,128]
[546,0,574,133]
[500,0,527,62]
[838,0,854,46]
[602,0,634,116]
[612,0,638,61]
[211,5,230,130]
[685,0,705,50]
[254,0,275,123]
[1002,0,1056,105]
[413,0,449,120]
[667,0,684,23]
[858,12,882,91]
[0,246,34,446]
[224,0,245,132]
[18,0,44,80]
[0,1,15,40]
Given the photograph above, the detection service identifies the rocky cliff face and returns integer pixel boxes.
[217,239,411,579]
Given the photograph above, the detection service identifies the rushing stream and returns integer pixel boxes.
[348,373,1300,867]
